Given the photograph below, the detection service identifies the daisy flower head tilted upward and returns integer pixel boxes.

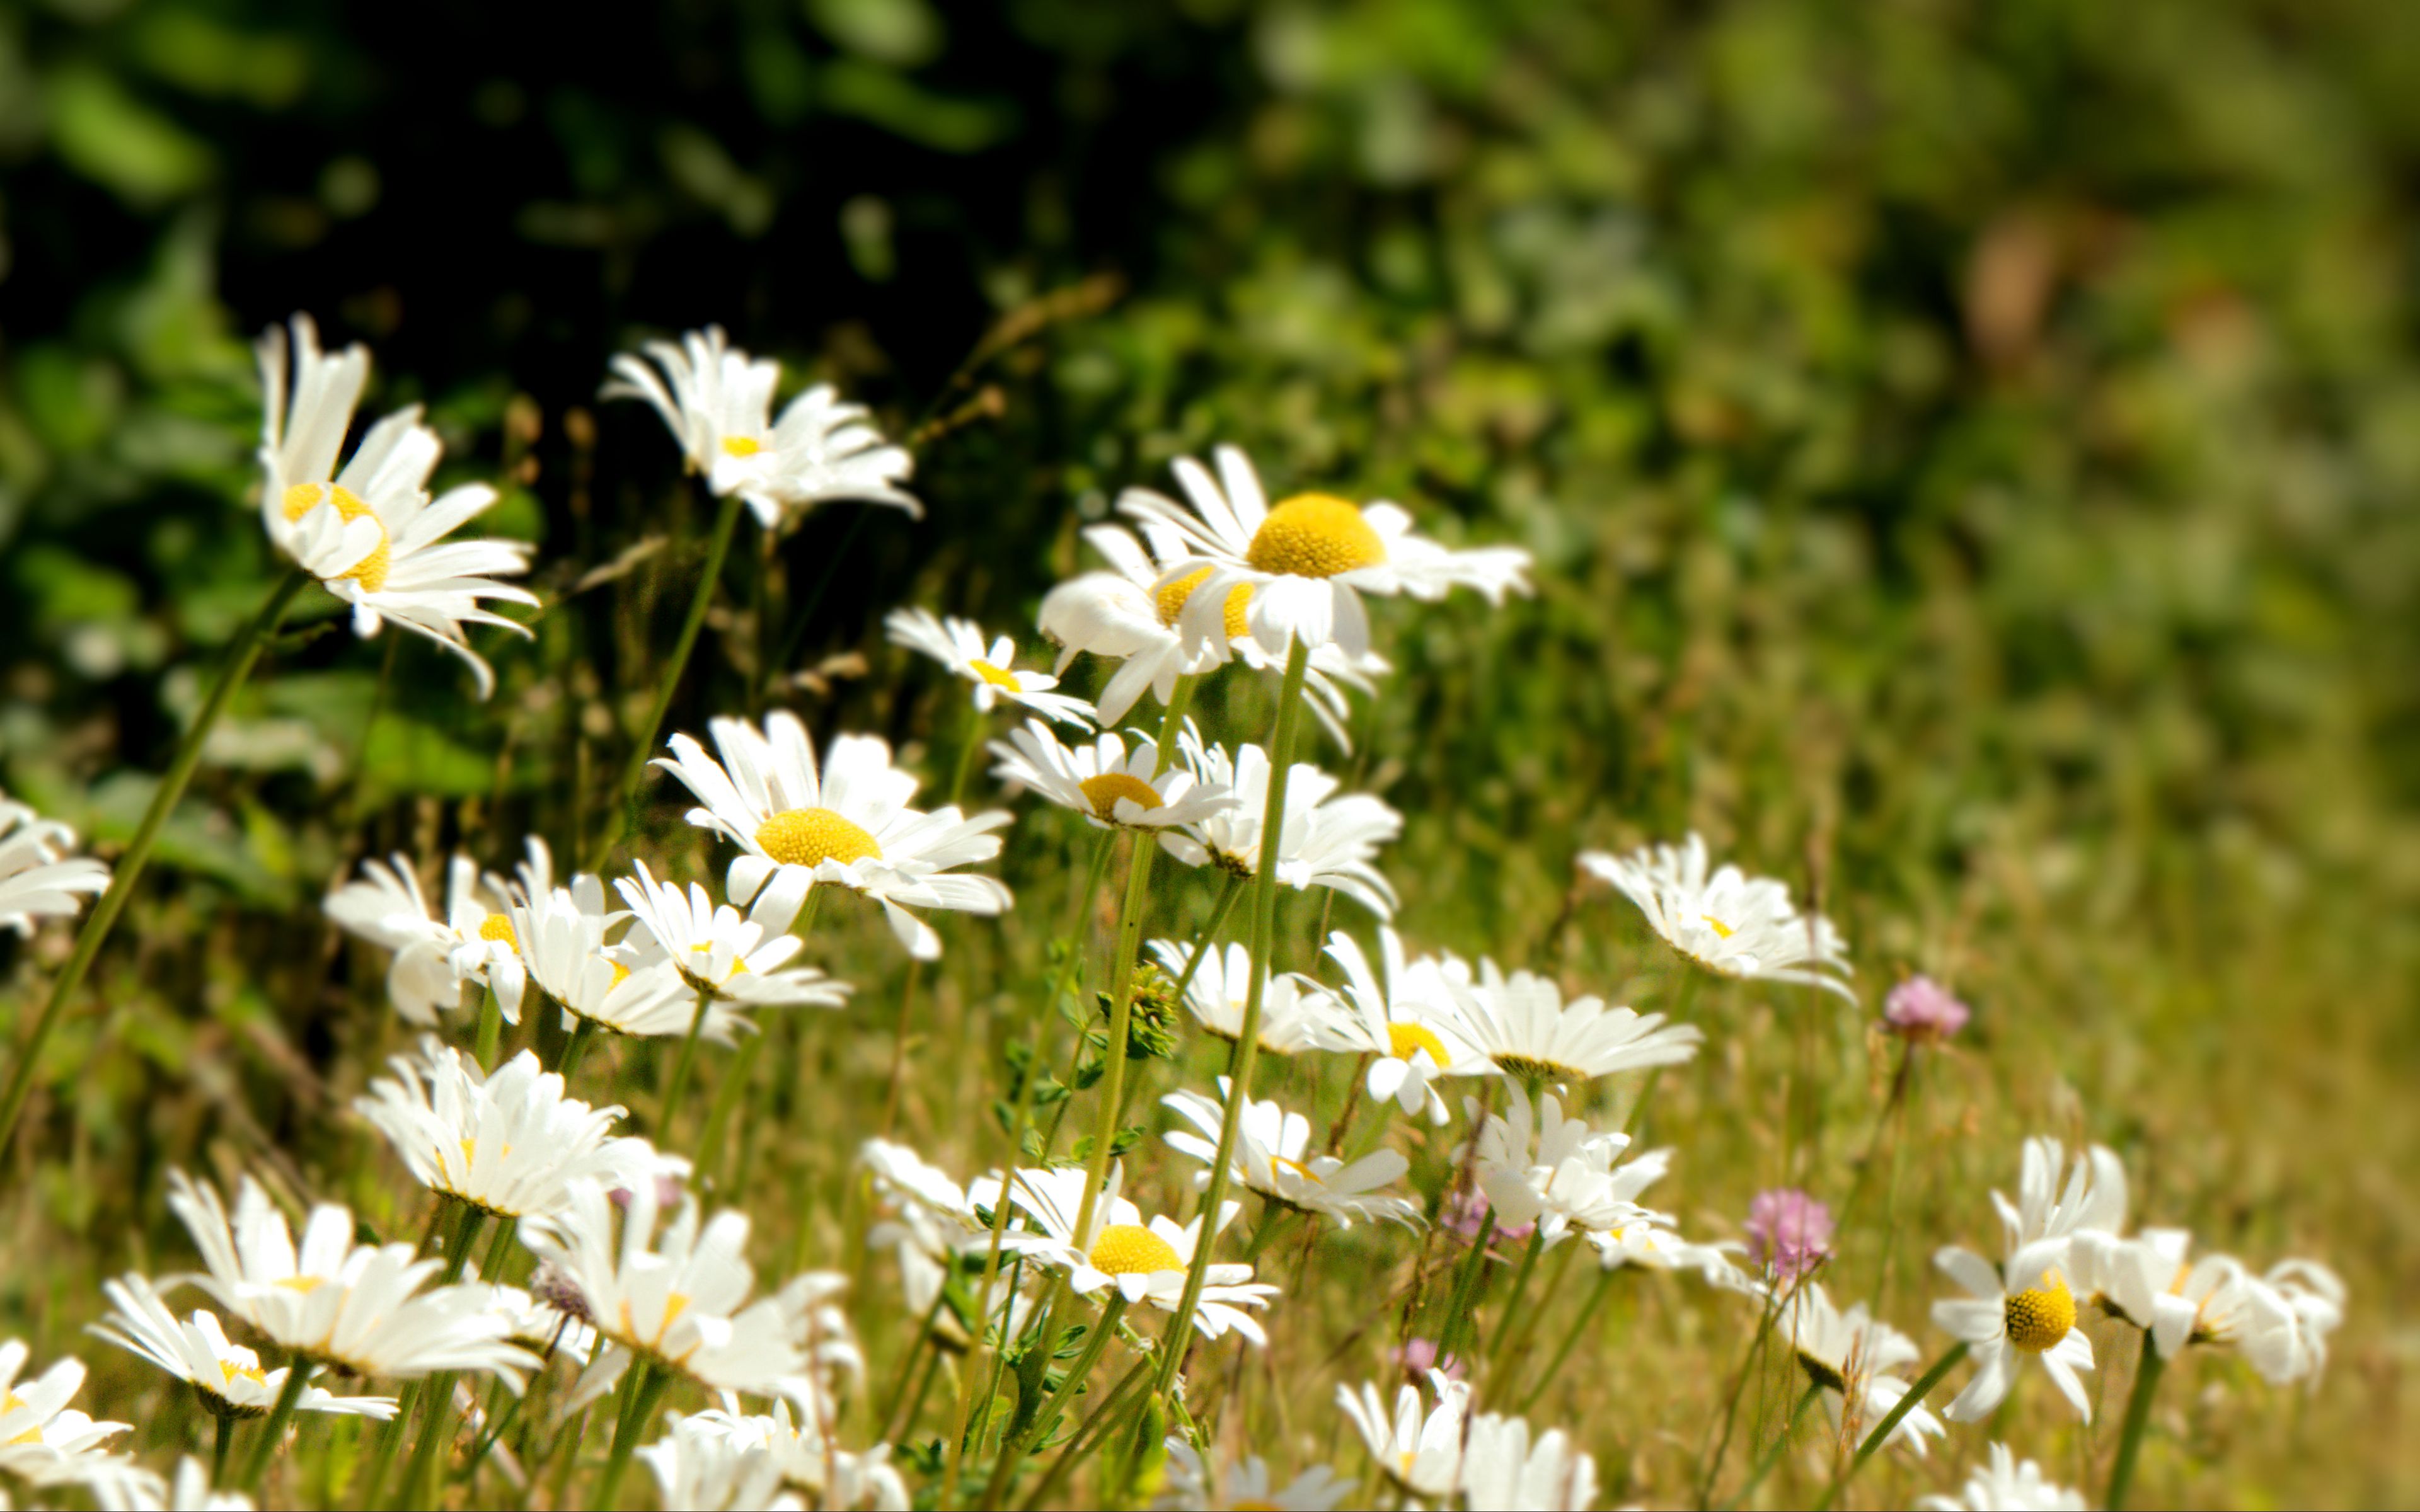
[1163,1079,1420,1228]
[1467,1090,1661,1247]
[1930,1136,2127,1422]
[654,711,1012,960]
[0,793,109,936]
[1313,927,1485,1123]
[1336,1368,1469,1500]
[1147,939,1334,1056]
[255,314,536,697]
[1440,958,1703,1091]
[604,324,919,529]
[91,1273,396,1422]
[989,720,1233,832]
[1117,444,1532,657]
[507,869,698,1038]
[1160,734,1400,917]
[1579,833,1854,1002]
[615,861,853,1011]
[979,1164,1277,1343]
[885,607,1093,727]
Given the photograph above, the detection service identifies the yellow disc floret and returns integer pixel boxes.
[1088,1222,1181,1276]
[720,435,763,457]
[968,658,1023,690]
[1388,1021,1450,1067]
[1153,567,1253,639]
[1245,493,1385,578]
[1078,772,1165,822]
[282,482,391,592]
[2004,1269,2078,1353]
[756,807,884,868]
[478,912,520,949]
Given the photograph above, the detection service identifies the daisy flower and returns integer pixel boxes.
[354,1040,662,1218]
[164,1172,538,1385]
[0,794,110,935]
[89,1274,396,1421]
[1148,939,1335,1057]
[615,861,853,1009]
[2242,1259,2346,1385]
[95,1457,256,1512]
[1461,1412,1599,1512]
[1914,1444,2089,1512]
[1159,736,1400,918]
[1782,1283,1945,1457]
[2071,1228,2252,1360]
[885,608,1093,727]
[1467,1091,1661,1247]
[1335,1368,1468,1499]
[1587,1217,1754,1291]
[1156,1441,1353,1512]
[676,1404,911,1510]
[1038,520,1378,740]
[0,1341,135,1494]
[981,1164,1277,1343]
[255,314,536,697]
[509,872,708,1038]
[1438,959,1703,1089]
[517,1177,813,1396]
[654,713,1013,961]
[325,847,534,1024]
[604,325,919,529]
[1579,834,1854,1001]
[1163,1080,1420,1228]
[636,1414,793,1512]
[1930,1137,2126,1423]
[988,721,1232,830]
[1311,927,1485,1124]
[1117,444,1531,657]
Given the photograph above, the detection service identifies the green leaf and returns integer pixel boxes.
[47,66,215,207]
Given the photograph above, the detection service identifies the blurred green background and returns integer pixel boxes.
[1,0,2416,1503]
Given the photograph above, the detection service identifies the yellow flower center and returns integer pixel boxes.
[2005,1269,2078,1353]
[1245,493,1385,578]
[720,435,763,457]
[1087,1222,1181,1276]
[755,807,884,868]
[219,1359,269,1389]
[274,1275,326,1295]
[282,482,391,592]
[967,658,1022,690]
[479,912,519,949]
[1270,1154,1319,1186]
[1492,1052,1578,1085]
[1153,567,1253,639]
[608,960,632,989]
[0,1390,32,1446]
[1078,772,1165,822]
[1388,1021,1449,1067]
[1701,915,1736,940]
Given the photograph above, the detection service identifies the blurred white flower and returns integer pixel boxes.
[90,1274,396,1421]
[1163,1080,1420,1228]
[1160,736,1400,918]
[1466,1091,1659,1247]
[510,871,705,1038]
[605,326,919,529]
[1335,1368,1467,1499]
[92,1456,255,1512]
[1914,1443,2088,1512]
[255,314,536,697]
[1155,1440,1353,1511]
[1579,834,1854,1001]
[1149,939,1334,1057]
[989,721,1233,830]
[324,841,558,1024]
[1461,1412,1599,1511]
[636,1412,797,1512]
[616,861,852,1010]
[1782,1282,1944,1457]
[885,608,1094,727]
[655,714,1011,961]
[0,794,109,936]
[677,1403,911,1510]
[0,1340,136,1496]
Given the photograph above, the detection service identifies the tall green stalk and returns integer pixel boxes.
[0,565,310,1170]
[1811,1341,1967,1511]
[594,1360,671,1509]
[979,1295,1128,1507]
[2104,1331,2167,1511]
[1147,638,1311,1402]
[657,984,716,1141]
[238,1361,312,1495]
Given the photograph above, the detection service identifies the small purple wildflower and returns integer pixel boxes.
[1443,1188,1535,1245]
[1744,1188,1833,1282]
[1883,975,1971,1043]
[1390,1337,1465,1382]
[608,1169,687,1213]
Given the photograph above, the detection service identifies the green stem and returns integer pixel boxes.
[1519,1267,1615,1413]
[1486,1228,1550,1380]
[239,1358,313,1494]
[395,1205,490,1505]
[2104,1331,2167,1511]
[1728,1382,1820,1510]
[0,565,309,1169]
[1493,1234,1578,1385]
[657,985,715,1140]
[595,1361,671,1509]
[594,488,745,869]
[1811,1341,1968,1511]
[213,1412,233,1483]
[1018,1354,1155,1511]
[351,1382,417,1511]
[980,1295,1127,1507]
[555,1014,599,1080]
[693,1029,762,1188]
[1146,640,1310,1404]
[473,984,503,1068]
[1435,1208,1499,1366]
[1167,873,1245,1011]
[478,1216,520,1283]
[1699,1278,1790,1509]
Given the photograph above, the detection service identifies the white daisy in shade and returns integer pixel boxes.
[325,842,549,1024]
[1439,960,1703,1089]
[510,872,707,1039]
[654,713,1013,961]
[1156,1441,1353,1512]
[255,315,536,697]
[1160,735,1400,918]
[2241,1259,2346,1386]
[1311,927,1486,1125]
[1039,520,1378,741]
[1335,1368,1468,1499]
[1578,834,1854,1001]
[1587,1217,1754,1291]
[517,1177,814,1396]
[885,608,1093,728]
[637,1413,792,1512]
[1148,939,1335,1057]
[677,1404,911,1510]
[1467,1091,1661,1247]
[1461,1412,1599,1512]
[0,794,109,936]
[353,1040,662,1218]
[0,1340,135,1494]
[1163,1080,1420,1228]
[988,721,1233,831]
[95,1457,255,1512]
[1930,1137,2126,1423]
[89,1274,396,1421]
[1781,1283,1944,1457]
[2071,1228,2259,1361]
[1117,444,1531,657]
[975,1164,1277,1343]
[1915,1443,2088,1512]
[163,1172,538,1385]
[615,862,852,1010]
[605,325,919,530]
